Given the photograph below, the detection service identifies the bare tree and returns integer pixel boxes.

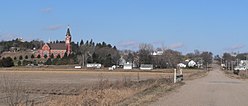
[162,49,183,68]
[138,43,154,65]
[200,51,213,65]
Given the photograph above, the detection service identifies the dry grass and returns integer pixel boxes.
[37,75,175,106]
[41,88,137,106]
[224,70,248,80]
[38,76,141,106]
[0,68,205,106]
[184,70,208,80]
[0,74,31,106]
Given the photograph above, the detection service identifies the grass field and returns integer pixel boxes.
[0,67,204,106]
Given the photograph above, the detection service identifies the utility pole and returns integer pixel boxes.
[82,54,85,66]
[228,62,230,70]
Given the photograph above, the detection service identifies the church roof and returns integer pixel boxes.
[47,43,66,50]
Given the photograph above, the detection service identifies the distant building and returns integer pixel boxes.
[151,51,163,56]
[230,52,238,57]
[177,63,186,68]
[123,62,133,70]
[188,60,196,67]
[37,26,72,58]
[140,64,153,70]
[118,56,126,67]
[86,63,102,69]
[238,60,248,68]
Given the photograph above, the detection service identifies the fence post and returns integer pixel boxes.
[174,69,177,83]
[137,72,140,82]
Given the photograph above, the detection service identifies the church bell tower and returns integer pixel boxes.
[65,25,72,55]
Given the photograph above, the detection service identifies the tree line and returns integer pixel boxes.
[0,39,214,68]
[0,38,43,52]
[220,52,248,63]
[121,43,213,68]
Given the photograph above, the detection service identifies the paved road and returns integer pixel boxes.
[150,65,248,106]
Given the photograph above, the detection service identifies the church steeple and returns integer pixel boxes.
[66,25,71,36]
[65,25,72,55]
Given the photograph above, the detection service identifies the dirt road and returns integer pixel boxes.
[150,65,248,106]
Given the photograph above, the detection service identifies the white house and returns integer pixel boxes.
[188,60,196,67]
[177,63,186,68]
[119,57,126,66]
[151,51,163,56]
[123,62,132,70]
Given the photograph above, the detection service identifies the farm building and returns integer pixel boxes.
[86,63,102,69]
[140,64,153,70]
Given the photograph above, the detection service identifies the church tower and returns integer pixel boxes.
[65,25,72,55]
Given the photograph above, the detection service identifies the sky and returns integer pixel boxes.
[0,0,248,55]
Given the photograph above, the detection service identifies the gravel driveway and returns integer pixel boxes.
[150,65,248,106]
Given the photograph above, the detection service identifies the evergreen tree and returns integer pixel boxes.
[80,39,84,46]
[19,55,23,60]
[1,57,14,67]
[18,60,22,66]
[31,54,35,59]
[45,58,52,65]
[92,52,98,63]
[102,42,107,47]
[25,55,28,59]
[37,54,41,58]
[113,46,117,50]
[57,54,61,58]
[50,54,54,59]
[76,42,79,46]
[90,39,93,45]
[104,54,113,67]
[63,52,68,58]
[85,40,89,45]
[107,44,112,48]
[44,54,48,59]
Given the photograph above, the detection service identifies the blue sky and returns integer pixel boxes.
[0,0,248,55]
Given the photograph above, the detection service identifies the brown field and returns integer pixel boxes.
[0,67,203,106]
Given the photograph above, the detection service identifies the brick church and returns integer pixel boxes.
[37,26,72,58]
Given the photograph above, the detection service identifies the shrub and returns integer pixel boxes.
[25,55,28,59]
[19,55,23,60]
[0,57,14,67]
[37,54,41,58]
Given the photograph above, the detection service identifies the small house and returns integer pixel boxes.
[188,60,196,68]
[123,62,132,70]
